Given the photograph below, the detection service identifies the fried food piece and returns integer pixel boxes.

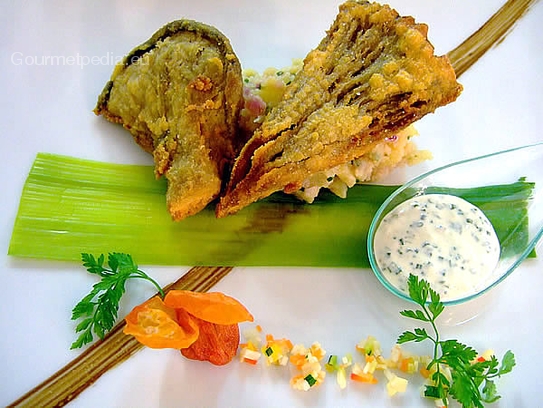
[94,20,244,221]
[216,1,462,217]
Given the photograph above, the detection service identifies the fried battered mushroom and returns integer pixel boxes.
[95,20,244,221]
[216,1,462,217]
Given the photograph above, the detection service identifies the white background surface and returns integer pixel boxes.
[1,0,542,407]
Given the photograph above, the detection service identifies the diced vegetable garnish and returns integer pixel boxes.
[240,347,261,365]
[261,334,293,366]
[399,356,418,374]
[323,353,355,388]
[238,324,510,404]
[384,369,408,396]
[356,335,382,357]
[350,363,378,384]
[289,342,327,391]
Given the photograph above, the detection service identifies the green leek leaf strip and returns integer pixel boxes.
[8,153,535,267]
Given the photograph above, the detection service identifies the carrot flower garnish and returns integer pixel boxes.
[164,290,253,325]
[124,290,253,365]
[124,296,199,349]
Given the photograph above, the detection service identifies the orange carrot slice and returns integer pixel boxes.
[289,353,307,368]
[351,372,378,384]
[242,357,259,365]
[124,296,199,349]
[164,290,254,325]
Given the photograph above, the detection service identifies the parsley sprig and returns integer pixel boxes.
[70,253,164,349]
[398,274,515,408]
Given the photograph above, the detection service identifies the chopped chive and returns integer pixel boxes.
[325,354,338,372]
[304,374,317,387]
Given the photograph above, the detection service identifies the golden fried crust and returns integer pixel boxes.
[94,20,244,221]
[216,1,462,217]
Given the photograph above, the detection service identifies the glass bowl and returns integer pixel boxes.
[367,142,543,306]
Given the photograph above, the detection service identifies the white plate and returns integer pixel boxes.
[1,1,542,407]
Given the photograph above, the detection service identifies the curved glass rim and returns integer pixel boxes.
[367,142,543,306]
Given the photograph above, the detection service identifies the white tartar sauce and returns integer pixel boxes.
[373,194,501,302]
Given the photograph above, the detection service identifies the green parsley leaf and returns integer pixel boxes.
[427,287,444,319]
[399,309,429,322]
[81,253,106,275]
[71,252,165,349]
[499,350,516,375]
[440,340,477,366]
[398,327,430,344]
[400,274,516,408]
[449,368,484,408]
[481,379,500,403]
[406,274,429,306]
[423,384,443,399]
